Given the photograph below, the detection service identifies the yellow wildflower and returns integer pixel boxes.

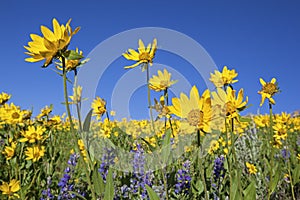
[24,18,80,67]
[20,125,46,143]
[149,69,177,92]
[168,86,212,133]
[123,38,157,70]
[0,92,11,105]
[91,97,106,120]
[258,78,279,106]
[25,145,46,162]
[246,162,257,174]
[0,179,20,198]
[2,141,17,160]
[209,66,238,88]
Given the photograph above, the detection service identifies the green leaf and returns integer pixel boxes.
[104,168,114,200]
[145,185,160,200]
[270,164,280,193]
[63,50,84,60]
[292,163,300,184]
[230,170,242,200]
[92,166,105,195]
[243,181,256,200]
[191,178,204,195]
[161,129,171,165]
[83,109,93,132]
[238,114,252,123]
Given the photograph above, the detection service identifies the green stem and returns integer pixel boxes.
[268,102,274,199]
[197,129,208,200]
[62,57,96,200]
[74,70,83,132]
[146,64,155,133]
[161,169,169,200]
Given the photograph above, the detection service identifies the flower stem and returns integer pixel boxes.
[146,64,155,132]
[62,57,96,200]
[268,102,274,199]
[197,129,208,200]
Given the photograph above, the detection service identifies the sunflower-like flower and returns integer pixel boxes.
[168,86,212,133]
[149,69,177,92]
[91,97,107,120]
[69,86,84,104]
[153,96,171,119]
[211,87,248,120]
[258,78,279,106]
[123,38,157,70]
[0,179,20,198]
[246,162,257,174]
[25,145,46,162]
[19,125,46,143]
[2,140,17,160]
[56,48,87,72]
[0,92,11,105]
[37,105,52,119]
[24,18,80,67]
[210,66,238,88]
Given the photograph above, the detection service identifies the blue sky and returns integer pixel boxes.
[0,0,299,119]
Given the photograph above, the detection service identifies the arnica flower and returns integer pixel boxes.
[273,123,288,141]
[56,48,86,72]
[246,162,257,174]
[24,18,80,67]
[0,92,11,105]
[0,103,25,124]
[25,145,46,162]
[208,140,220,155]
[153,96,171,119]
[0,179,20,198]
[91,97,107,120]
[258,78,279,106]
[37,105,52,119]
[168,86,212,133]
[69,86,83,104]
[19,125,46,143]
[211,87,248,121]
[253,114,270,128]
[2,140,17,160]
[77,139,87,161]
[149,69,177,92]
[209,66,238,88]
[123,38,157,70]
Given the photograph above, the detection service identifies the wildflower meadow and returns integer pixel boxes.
[0,18,300,200]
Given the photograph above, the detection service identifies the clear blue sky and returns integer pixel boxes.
[0,0,299,119]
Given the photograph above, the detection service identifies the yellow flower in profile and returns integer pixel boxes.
[123,38,157,70]
[78,139,87,161]
[91,97,107,120]
[208,140,220,154]
[297,154,300,160]
[149,69,177,92]
[56,48,86,72]
[153,96,171,119]
[168,86,212,133]
[24,18,80,67]
[258,78,279,106]
[25,145,46,162]
[2,141,17,160]
[37,105,52,119]
[0,179,20,198]
[211,87,248,120]
[246,162,257,174]
[210,66,238,88]
[69,86,83,104]
[0,92,11,105]
[20,126,46,143]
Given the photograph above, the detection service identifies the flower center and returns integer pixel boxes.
[139,52,150,62]
[225,102,235,116]
[11,112,20,119]
[187,109,203,127]
[262,83,277,95]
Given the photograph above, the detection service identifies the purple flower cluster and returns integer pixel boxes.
[40,177,54,200]
[212,155,225,186]
[57,153,82,200]
[174,160,191,194]
[281,149,290,161]
[98,147,116,181]
[130,144,152,199]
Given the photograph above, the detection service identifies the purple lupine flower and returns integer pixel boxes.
[40,177,54,200]
[174,160,191,194]
[211,155,225,200]
[58,153,82,200]
[98,147,116,181]
[130,144,153,199]
[281,149,290,161]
